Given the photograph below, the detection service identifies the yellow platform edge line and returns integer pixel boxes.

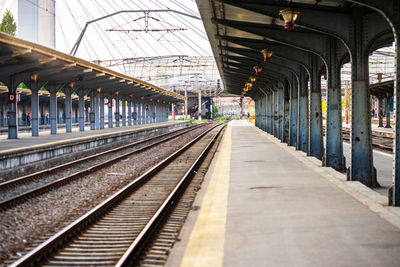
[180,123,232,267]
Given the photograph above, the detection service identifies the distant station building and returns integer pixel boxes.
[17,0,55,49]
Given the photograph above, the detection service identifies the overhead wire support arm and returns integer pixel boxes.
[69,9,201,56]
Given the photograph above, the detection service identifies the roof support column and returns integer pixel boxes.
[89,90,95,130]
[121,99,127,127]
[107,96,113,128]
[99,92,104,129]
[325,39,345,171]
[392,19,400,206]
[348,9,376,187]
[115,95,120,127]
[278,87,284,141]
[309,54,323,160]
[297,67,308,153]
[85,105,89,123]
[289,74,298,147]
[30,82,39,136]
[127,98,132,126]
[263,95,267,131]
[378,97,384,127]
[283,83,290,144]
[49,87,58,135]
[273,90,278,137]
[133,101,137,125]
[255,98,259,128]
[7,77,18,139]
[142,102,146,125]
[0,102,4,127]
[78,89,85,131]
[151,102,156,123]
[22,101,27,126]
[64,87,72,133]
[268,92,273,134]
[95,90,100,130]
[385,94,391,128]
[147,103,151,124]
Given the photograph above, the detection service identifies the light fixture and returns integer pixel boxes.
[30,73,38,83]
[261,49,273,62]
[253,66,262,76]
[96,87,101,93]
[115,90,120,97]
[129,93,133,99]
[250,76,256,84]
[68,82,75,89]
[140,96,144,100]
[279,8,300,31]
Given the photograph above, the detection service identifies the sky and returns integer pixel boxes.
[0,0,214,71]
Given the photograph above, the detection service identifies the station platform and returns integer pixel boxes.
[0,121,183,153]
[167,120,400,267]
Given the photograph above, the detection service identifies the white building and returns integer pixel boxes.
[18,0,55,49]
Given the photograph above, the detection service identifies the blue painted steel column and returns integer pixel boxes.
[121,99,127,126]
[133,101,137,125]
[128,99,132,126]
[64,88,72,133]
[392,18,400,206]
[325,38,345,171]
[95,90,100,130]
[289,74,298,147]
[297,67,308,152]
[278,87,284,140]
[283,82,290,144]
[7,78,18,139]
[385,94,391,128]
[0,102,4,127]
[78,89,85,131]
[99,92,104,129]
[85,106,89,122]
[89,90,95,130]
[309,54,323,160]
[268,92,273,134]
[107,96,113,128]
[348,11,376,187]
[273,90,278,137]
[31,83,39,136]
[141,102,146,125]
[49,87,58,135]
[115,96,120,127]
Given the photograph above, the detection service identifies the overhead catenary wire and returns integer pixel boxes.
[62,0,95,61]
[118,0,184,56]
[128,0,208,56]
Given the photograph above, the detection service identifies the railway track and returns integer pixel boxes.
[341,129,393,151]
[322,127,393,152]
[0,123,207,210]
[9,123,225,267]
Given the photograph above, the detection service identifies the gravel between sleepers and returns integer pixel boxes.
[0,123,215,266]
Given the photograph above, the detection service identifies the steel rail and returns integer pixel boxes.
[9,123,223,267]
[117,124,225,266]
[0,123,207,210]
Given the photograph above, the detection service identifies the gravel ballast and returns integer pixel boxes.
[0,124,213,265]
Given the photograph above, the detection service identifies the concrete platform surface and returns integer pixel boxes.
[167,120,400,267]
[0,121,181,153]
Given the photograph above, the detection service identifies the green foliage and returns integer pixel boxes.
[0,10,16,36]
[212,103,219,118]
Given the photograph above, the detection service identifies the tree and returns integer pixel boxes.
[0,10,16,36]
